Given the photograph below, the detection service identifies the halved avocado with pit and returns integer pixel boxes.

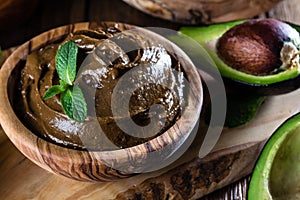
[180,20,300,95]
[248,113,300,199]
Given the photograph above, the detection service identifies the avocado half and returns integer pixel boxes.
[180,20,300,95]
[248,113,300,199]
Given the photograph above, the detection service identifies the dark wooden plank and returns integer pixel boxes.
[0,0,182,49]
[39,0,87,30]
[70,0,87,23]
[0,0,87,49]
[87,0,180,28]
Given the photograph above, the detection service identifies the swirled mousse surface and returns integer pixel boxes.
[16,25,186,150]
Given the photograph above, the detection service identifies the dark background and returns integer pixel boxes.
[0,0,184,49]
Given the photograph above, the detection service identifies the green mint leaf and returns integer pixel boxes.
[43,85,65,100]
[60,86,87,122]
[71,86,87,122]
[60,88,73,119]
[56,41,78,85]
[45,40,87,122]
[43,80,69,100]
[59,80,69,90]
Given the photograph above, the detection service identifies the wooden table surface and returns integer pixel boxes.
[1,0,300,199]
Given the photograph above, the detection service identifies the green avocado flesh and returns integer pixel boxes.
[248,113,300,199]
[179,21,300,85]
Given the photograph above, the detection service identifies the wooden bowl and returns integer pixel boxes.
[122,0,282,24]
[0,22,203,182]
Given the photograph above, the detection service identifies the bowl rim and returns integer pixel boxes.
[0,21,203,180]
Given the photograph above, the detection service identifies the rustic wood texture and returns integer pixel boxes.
[1,44,300,198]
[1,60,300,199]
[122,0,282,24]
[0,0,299,199]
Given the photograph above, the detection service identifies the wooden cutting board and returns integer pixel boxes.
[122,0,282,24]
[1,46,300,199]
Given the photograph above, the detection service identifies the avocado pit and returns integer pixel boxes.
[217,18,300,76]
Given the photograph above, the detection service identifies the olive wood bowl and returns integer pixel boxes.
[0,22,203,182]
[123,0,282,24]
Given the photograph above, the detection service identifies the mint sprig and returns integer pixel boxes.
[56,41,78,85]
[43,41,87,122]
[60,86,87,122]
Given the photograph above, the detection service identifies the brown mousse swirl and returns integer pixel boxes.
[18,25,186,150]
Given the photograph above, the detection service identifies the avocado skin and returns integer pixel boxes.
[223,74,300,96]
[179,20,300,96]
[248,113,300,199]
[224,92,266,128]
[203,89,266,128]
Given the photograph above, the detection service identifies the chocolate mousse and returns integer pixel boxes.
[15,24,186,150]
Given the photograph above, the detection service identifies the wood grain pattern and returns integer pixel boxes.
[122,0,283,24]
[2,43,300,198]
[0,22,203,182]
[1,79,300,199]
[0,0,300,199]
[268,0,300,25]
[114,142,262,200]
